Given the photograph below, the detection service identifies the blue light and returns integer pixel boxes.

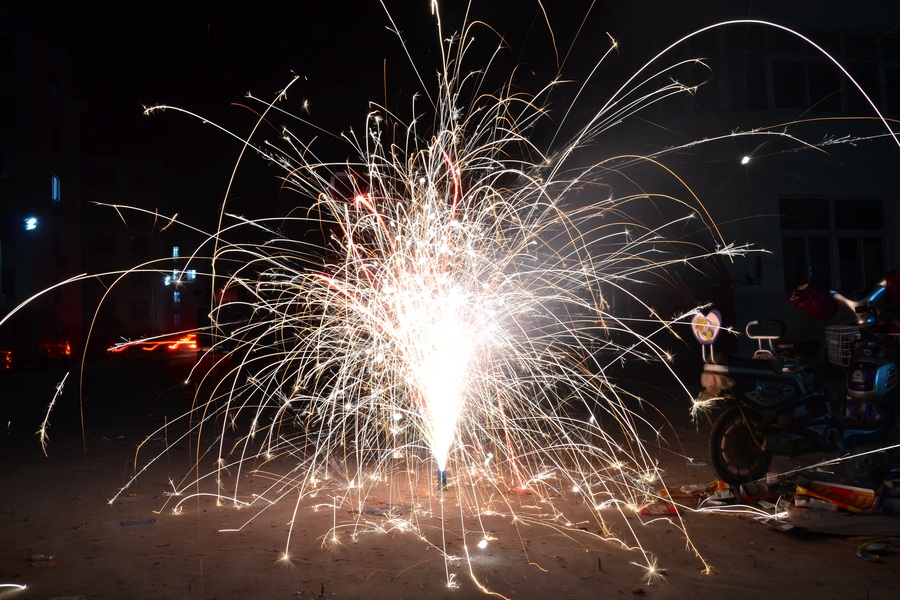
[24,217,38,231]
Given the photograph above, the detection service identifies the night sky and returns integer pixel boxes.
[35,2,424,215]
[30,0,899,212]
[33,0,592,214]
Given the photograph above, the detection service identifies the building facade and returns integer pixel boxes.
[0,7,84,355]
[572,1,900,347]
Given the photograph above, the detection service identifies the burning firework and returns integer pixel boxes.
[10,2,898,597]
[117,8,723,588]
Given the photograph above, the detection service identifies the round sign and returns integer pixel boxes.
[691,309,722,345]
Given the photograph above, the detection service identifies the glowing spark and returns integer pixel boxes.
[16,5,899,598]
[38,372,69,457]
[633,556,667,586]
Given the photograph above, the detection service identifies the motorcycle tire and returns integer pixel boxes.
[709,406,772,485]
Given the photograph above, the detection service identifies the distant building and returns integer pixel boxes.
[1,8,208,359]
[0,6,84,352]
[564,0,900,345]
[81,156,207,350]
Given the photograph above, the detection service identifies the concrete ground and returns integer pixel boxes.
[1,354,899,599]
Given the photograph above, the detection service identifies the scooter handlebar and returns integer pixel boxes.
[831,284,888,327]
[744,319,786,340]
[790,271,895,326]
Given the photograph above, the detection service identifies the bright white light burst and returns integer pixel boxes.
[62,3,897,597]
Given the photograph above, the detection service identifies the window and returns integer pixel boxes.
[884,36,900,63]
[847,62,880,115]
[845,33,879,61]
[886,67,900,115]
[51,173,61,204]
[132,301,150,318]
[84,168,115,190]
[772,58,842,112]
[0,92,12,129]
[730,53,767,111]
[168,269,197,285]
[772,59,808,109]
[1,267,14,300]
[783,236,831,288]
[727,29,900,116]
[781,197,886,292]
[844,32,900,117]
[0,152,12,181]
[89,234,115,254]
[807,62,842,112]
[765,28,844,112]
[0,37,13,72]
[173,290,181,304]
[172,245,180,258]
[130,236,149,254]
[128,172,149,191]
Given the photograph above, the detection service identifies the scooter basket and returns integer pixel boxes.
[825,325,859,368]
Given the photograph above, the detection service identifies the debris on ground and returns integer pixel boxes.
[670,452,900,539]
[357,501,414,517]
[856,539,891,562]
[120,518,158,527]
[638,501,678,516]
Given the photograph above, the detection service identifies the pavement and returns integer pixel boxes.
[1,354,899,599]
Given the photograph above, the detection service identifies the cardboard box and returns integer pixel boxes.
[794,481,876,512]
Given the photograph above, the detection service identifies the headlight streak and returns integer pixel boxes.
[6,4,896,597]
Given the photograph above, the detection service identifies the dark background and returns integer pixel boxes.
[34,0,599,209]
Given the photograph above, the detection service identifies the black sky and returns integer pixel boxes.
[48,2,419,159]
[41,1,572,152]
[32,1,900,190]
[29,0,597,217]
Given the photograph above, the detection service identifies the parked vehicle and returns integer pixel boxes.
[691,270,900,485]
[0,307,71,371]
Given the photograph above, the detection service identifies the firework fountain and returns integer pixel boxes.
[11,2,899,597]
[124,9,722,588]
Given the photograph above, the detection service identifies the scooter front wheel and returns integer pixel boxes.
[709,407,772,485]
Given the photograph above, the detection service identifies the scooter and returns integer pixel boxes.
[690,271,900,485]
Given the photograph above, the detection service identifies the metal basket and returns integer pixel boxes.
[825,325,859,368]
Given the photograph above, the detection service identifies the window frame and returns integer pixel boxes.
[780,196,887,292]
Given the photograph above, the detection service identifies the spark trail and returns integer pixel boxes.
[23,4,898,597]
[132,14,719,587]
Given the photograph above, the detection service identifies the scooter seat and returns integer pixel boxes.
[720,354,783,374]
